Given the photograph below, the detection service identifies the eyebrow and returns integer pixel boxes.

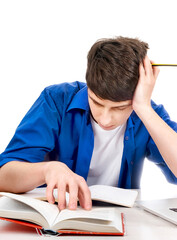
[89,95,132,109]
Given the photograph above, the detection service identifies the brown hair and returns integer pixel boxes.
[86,36,149,101]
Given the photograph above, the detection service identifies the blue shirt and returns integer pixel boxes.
[1,81,177,188]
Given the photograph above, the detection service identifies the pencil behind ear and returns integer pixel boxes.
[151,64,177,66]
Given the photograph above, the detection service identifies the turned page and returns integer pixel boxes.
[89,185,138,207]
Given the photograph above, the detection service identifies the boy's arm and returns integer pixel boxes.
[0,161,92,210]
[133,56,177,177]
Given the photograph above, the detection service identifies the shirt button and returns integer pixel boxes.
[125,136,129,140]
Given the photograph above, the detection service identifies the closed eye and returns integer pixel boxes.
[113,105,132,111]
[114,107,127,111]
[91,99,103,107]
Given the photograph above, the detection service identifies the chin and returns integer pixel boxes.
[99,124,116,131]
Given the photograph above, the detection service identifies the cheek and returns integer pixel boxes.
[89,104,100,120]
[92,109,101,121]
[114,110,133,124]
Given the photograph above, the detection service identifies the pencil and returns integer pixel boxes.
[151,64,177,67]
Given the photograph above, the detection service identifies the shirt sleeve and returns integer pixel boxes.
[0,88,62,167]
[146,103,177,184]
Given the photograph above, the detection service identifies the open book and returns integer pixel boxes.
[0,185,138,235]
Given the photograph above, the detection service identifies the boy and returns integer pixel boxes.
[0,37,177,211]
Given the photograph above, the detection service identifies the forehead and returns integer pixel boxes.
[88,88,132,107]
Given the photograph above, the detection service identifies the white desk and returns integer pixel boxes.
[0,185,177,240]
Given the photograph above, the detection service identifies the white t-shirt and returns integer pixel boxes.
[87,117,126,187]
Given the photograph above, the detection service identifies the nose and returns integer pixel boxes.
[99,109,112,127]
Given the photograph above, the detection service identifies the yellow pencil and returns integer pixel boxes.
[152,64,177,67]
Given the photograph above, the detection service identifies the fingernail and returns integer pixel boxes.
[59,204,65,210]
[85,204,92,210]
[69,203,76,210]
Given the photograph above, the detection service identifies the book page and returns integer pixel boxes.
[21,187,46,199]
[0,192,59,227]
[0,196,48,227]
[89,185,138,207]
[53,207,123,233]
[55,206,114,222]
[31,188,69,205]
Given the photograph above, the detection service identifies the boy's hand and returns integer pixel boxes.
[132,56,160,114]
[43,161,92,211]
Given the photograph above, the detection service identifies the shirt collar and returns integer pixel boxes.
[126,115,134,129]
[66,85,90,112]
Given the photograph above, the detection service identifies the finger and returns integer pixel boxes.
[143,56,153,76]
[151,60,160,80]
[78,190,92,210]
[77,178,92,210]
[46,184,55,204]
[78,188,92,210]
[58,183,67,210]
[68,182,78,210]
[78,190,85,208]
[139,62,145,80]
[152,66,160,80]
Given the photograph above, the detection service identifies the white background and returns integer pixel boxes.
[0,0,177,190]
